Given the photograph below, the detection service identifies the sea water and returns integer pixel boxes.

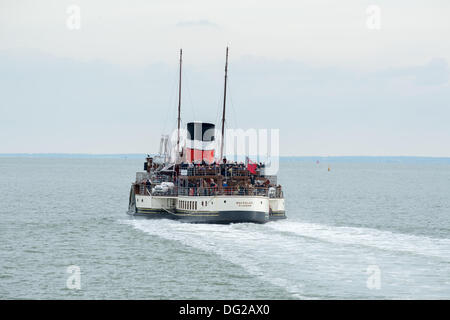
[1,157,449,299]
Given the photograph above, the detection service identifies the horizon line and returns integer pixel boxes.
[1,153,450,159]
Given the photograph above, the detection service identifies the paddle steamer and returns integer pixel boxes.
[127,48,286,223]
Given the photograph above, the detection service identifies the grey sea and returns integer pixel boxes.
[1,156,450,299]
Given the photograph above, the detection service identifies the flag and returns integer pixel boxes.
[246,157,257,174]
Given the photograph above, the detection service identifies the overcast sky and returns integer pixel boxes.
[1,0,449,156]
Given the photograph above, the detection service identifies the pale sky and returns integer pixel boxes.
[1,0,449,156]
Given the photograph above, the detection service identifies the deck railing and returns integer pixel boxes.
[135,184,283,198]
[180,166,261,177]
[177,186,270,197]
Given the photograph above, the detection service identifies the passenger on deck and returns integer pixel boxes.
[145,179,151,193]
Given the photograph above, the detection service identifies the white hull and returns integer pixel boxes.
[130,192,285,223]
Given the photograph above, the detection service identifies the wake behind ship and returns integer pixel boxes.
[127,48,286,224]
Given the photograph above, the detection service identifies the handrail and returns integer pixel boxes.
[134,184,283,198]
[177,186,269,197]
[179,165,262,177]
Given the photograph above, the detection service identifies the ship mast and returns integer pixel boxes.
[219,46,229,162]
[177,48,182,157]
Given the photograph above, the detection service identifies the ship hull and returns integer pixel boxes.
[131,208,269,224]
[129,188,286,224]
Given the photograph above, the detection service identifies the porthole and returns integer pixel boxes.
[224,200,226,203]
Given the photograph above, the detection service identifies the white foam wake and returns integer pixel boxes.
[266,221,450,260]
[119,218,450,299]
[119,219,309,299]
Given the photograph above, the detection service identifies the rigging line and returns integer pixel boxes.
[183,68,197,121]
[215,70,227,135]
[214,73,222,125]
[226,76,239,130]
[168,60,185,137]
[161,67,179,135]
[214,91,222,130]
[214,80,226,153]
[211,83,223,160]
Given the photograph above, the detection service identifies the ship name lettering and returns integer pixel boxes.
[236,201,253,207]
